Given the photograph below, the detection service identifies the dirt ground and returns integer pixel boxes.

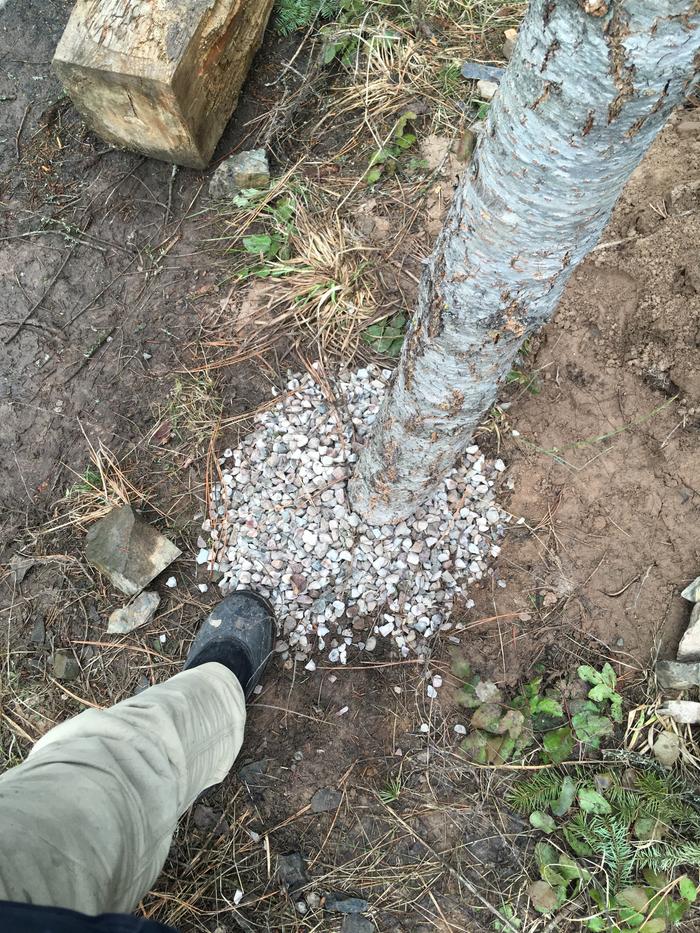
[1,2,700,932]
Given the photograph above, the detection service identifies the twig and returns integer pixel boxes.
[16,102,30,160]
[4,246,75,344]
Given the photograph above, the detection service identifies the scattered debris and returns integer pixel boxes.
[202,364,507,666]
[476,79,499,102]
[324,893,369,915]
[656,660,700,690]
[461,62,504,82]
[277,852,309,894]
[209,149,270,199]
[107,591,160,634]
[9,553,35,585]
[86,505,181,596]
[310,787,342,813]
[166,576,177,589]
[659,700,700,724]
[652,731,681,767]
[502,27,518,59]
[53,650,80,680]
[678,603,700,662]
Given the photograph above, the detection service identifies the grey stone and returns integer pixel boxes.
[678,603,700,662]
[30,618,45,645]
[53,650,80,680]
[343,917,374,933]
[193,804,228,835]
[324,894,369,915]
[209,149,270,199]
[85,506,181,596]
[460,61,504,82]
[310,787,342,813]
[656,660,700,690]
[107,591,160,634]
[10,554,35,585]
[277,852,308,893]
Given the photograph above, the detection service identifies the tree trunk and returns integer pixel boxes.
[349,0,700,524]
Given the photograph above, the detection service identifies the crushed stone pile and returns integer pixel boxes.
[199,363,509,666]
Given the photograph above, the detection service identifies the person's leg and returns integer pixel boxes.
[0,592,273,917]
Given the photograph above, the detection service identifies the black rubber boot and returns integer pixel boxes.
[184,592,275,700]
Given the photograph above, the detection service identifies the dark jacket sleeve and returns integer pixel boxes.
[0,900,177,933]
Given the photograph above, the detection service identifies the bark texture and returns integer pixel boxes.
[350,0,700,524]
[53,0,274,168]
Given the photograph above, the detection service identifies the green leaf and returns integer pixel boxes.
[578,787,612,814]
[642,920,667,933]
[543,726,575,763]
[530,811,556,833]
[535,841,558,872]
[529,880,559,914]
[461,731,488,764]
[556,853,591,884]
[471,702,504,734]
[679,876,697,903]
[532,696,564,718]
[323,41,340,63]
[551,776,577,816]
[572,710,614,747]
[589,683,615,704]
[600,662,617,688]
[242,234,274,255]
[587,918,606,931]
[617,908,646,928]
[578,664,602,685]
[366,167,383,185]
[617,887,649,913]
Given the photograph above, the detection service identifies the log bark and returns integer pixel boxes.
[53,0,274,168]
[350,0,700,524]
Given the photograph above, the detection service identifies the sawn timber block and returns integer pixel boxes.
[53,0,274,168]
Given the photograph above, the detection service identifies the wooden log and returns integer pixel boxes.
[53,0,275,168]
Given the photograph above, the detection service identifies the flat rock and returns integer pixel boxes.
[209,149,270,198]
[476,79,499,102]
[310,787,342,813]
[107,591,160,634]
[324,894,369,915]
[53,650,80,680]
[342,917,374,933]
[30,618,45,645]
[193,804,228,836]
[681,575,700,602]
[652,731,681,767]
[461,61,504,82]
[678,603,700,662]
[86,505,181,596]
[659,700,700,724]
[10,554,35,584]
[277,852,309,893]
[656,660,700,690]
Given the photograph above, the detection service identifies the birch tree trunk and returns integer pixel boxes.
[349,0,700,524]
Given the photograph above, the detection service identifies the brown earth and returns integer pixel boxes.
[1,2,700,932]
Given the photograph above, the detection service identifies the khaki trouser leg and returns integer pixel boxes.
[0,662,246,915]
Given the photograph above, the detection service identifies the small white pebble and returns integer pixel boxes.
[159,634,167,644]
[166,576,177,588]
[253,684,263,695]
[427,685,438,699]
[419,723,430,734]
[304,660,316,672]
[454,724,467,736]
[336,706,349,716]
[197,583,208,593]
[234,889,244,905]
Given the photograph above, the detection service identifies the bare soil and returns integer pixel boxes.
[1,2,700,932]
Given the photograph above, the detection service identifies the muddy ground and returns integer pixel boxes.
[1,2,700,932]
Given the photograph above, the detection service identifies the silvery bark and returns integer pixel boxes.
[350,0,700,524]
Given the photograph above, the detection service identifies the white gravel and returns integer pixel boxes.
[200,363,508,665]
